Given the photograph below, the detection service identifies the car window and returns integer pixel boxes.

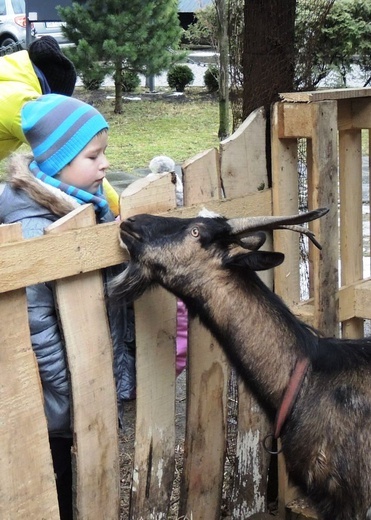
[11,0,25,15]
[0,0,5,16]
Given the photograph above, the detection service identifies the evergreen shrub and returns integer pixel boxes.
[121,70,141,92]
[204,65,219,92]
[167,64,194,92]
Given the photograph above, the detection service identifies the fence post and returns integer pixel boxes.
[0,223,59,519]
[120,173,178,519]
[46,205,120,519]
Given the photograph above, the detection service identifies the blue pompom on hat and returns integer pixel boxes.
[21,93,109,176]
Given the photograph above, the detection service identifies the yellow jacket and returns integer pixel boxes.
[0,51,120,216]
[0,50,41,159]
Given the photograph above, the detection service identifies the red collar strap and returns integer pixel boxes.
[274,357,310,439]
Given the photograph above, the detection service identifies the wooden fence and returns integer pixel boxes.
[0,87,370,519]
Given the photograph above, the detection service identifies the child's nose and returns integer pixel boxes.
[101,155,110,169]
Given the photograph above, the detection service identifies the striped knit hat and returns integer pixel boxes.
[21,93,108,176]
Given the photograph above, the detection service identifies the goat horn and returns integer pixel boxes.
[228,208,329,249]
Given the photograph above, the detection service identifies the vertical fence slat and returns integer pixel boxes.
[179,152,229,519]
[121,173,177,519]
[220,107,268,196]
[339,128,364,338]
[179,321,228,519]
[182,147,221,205]
[46,205,120,520]
[220,107,272,517]
[309,101,339,336]
[271,103,300,306]
[0,223,59,519]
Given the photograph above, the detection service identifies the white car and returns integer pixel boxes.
[0,0,32,49]
[33,20,71,47]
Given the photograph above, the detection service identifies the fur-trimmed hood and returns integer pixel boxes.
[0,153,114,226]
[0,153,80,225]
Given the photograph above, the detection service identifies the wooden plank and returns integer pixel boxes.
[172,189,272,219]
[0,223,59,519]
[0,220,125,293]
[291,300,315,327]
[179,319,228,519]
[339,279,371,321]
[230,382,272,517]
[120,171,176,216]
[280,87,371,103]
[120,173,177,518]
[339,129,364,338]
[182,147,221,205]
[179,154,229,519]
[309,101,339,335]
[275,103,313,138]
[271,102,301,307]
[46,205,120,520]
[338,98,371,130]
[0,190,272,294]
[129,290,177,518]
[220,106,268,197]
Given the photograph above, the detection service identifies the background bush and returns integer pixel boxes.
[167,64,195,92]
[204,65,219,92]
[121,70,141,92]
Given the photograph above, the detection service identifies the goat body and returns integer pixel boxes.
[110,210,371,520]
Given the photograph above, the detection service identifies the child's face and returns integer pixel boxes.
[57,131,109,194]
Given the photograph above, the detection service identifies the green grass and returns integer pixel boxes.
[76,87,222,174]
[0,86,222,180]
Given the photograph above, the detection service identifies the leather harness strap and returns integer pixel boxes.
[274,357,310,439]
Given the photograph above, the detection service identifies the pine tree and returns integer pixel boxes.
[58,0,184,113]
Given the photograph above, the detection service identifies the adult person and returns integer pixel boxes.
[0,94,135,519]
[0,36,120,215]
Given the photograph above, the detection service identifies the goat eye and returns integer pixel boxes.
[191,227,200,237]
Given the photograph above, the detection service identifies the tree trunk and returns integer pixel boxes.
[215,0,230,139]
[243,0,296,184]
[114,61,123,114]
[242,0,296,119]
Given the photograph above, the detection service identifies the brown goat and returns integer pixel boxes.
[110,208,371,520]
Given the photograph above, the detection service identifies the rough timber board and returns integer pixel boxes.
[179,155,228,519]
[0,223,59,519]
[0,190,272,294]
[279,87,371,103]
[46,205,120,520]
[120,173,177,518]
[220,106,268,198]
[182,147,221,205]
[179,319,228,519]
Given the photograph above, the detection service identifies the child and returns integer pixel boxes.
[0,94,135,519]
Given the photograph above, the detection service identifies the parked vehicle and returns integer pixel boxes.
[33,20,71,47]
[0,0,32,48]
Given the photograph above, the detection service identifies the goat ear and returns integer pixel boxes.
[226,251,285,271]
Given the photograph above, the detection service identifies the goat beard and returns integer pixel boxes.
[108,262,154,303]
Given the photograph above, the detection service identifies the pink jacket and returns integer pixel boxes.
[176,299,188,375]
